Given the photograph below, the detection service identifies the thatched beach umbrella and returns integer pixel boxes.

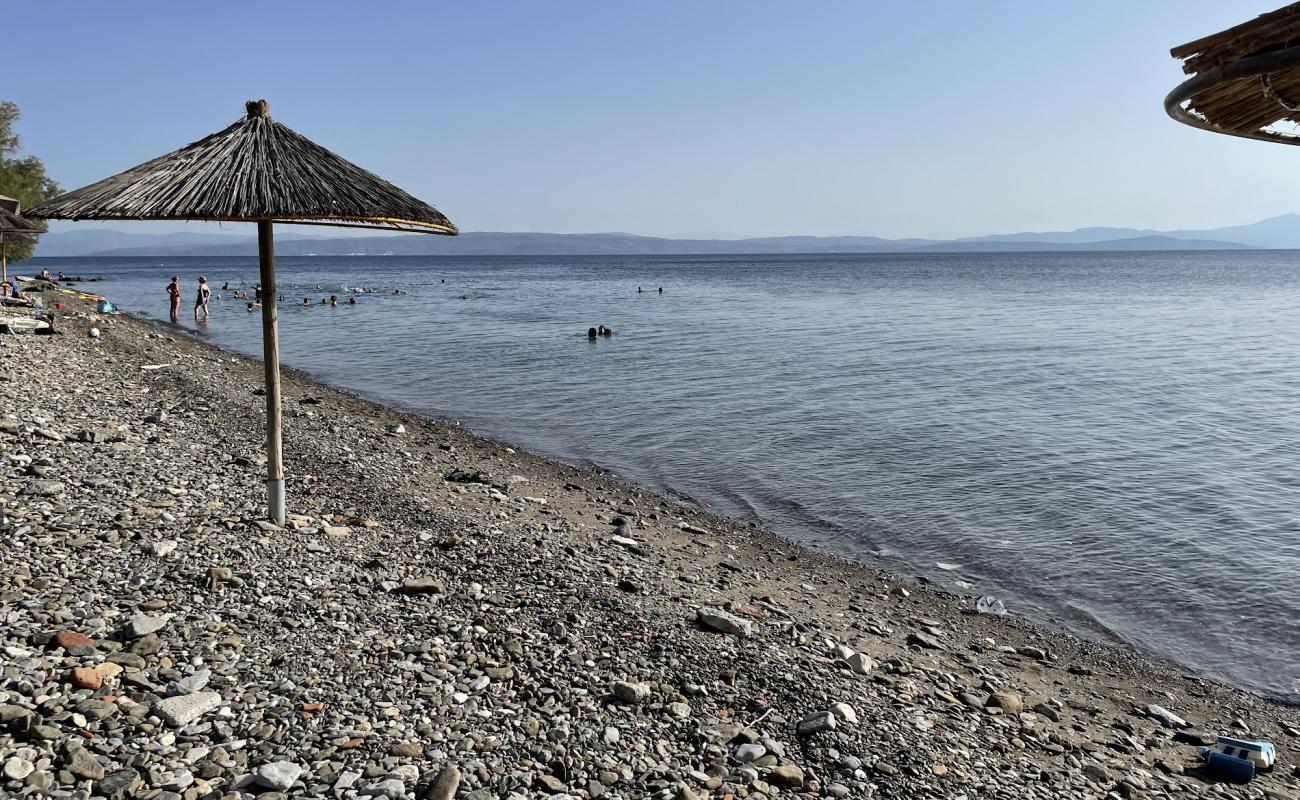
[1166,3,1300,144]
[0,194,43,286]
[28,100,457,524]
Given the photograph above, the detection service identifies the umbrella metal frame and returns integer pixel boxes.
[1165,43,1300,145]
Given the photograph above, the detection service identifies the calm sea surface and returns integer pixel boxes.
[28,251,1300,697]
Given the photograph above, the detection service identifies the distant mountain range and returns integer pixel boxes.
[33,213,1300,258]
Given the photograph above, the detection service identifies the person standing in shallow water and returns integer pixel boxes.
[166,276,181,323]
[194,276,212,321]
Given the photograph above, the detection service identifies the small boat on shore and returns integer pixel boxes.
[0,313,52,334]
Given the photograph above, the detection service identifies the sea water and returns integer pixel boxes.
[28,250,1300,697]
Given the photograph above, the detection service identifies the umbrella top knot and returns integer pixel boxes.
[245,99,269,119]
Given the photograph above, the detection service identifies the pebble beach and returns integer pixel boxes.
[2,296,1299,800]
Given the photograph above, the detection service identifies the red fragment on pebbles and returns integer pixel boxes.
[53,631,95,650]
[69,667,103,690]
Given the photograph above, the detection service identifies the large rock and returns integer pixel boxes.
[155,691,221,727]
[612,681,650,703]
[986,690,1023,715]
[76,699,119,721]
[70,666,103,689]
[130,632,164,655]
[99,769,140,795]
[256,761,303,791]
[696,608,753,637]
[735,744,766,763]
[1146,704,1187,729]
[167,669,211,696]
[127,613,172,638]
[52,630,96,653]
[769,764,805,788]
[4,757,34,781]
[829,702,858,724]
[906,631,944,650]
[1174,728,1213,746]
[400,577,446,595]
[796,711,837,736]
[427,766,461,800]
[66,747,105,780]
[0,705,33,731]
[846,652,876,675]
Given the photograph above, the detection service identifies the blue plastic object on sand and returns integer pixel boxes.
[1199,737,1276,783]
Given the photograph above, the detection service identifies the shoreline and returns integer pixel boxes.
[115,301,1281,703]
[1,293,1298,799]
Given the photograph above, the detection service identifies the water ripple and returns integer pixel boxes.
[37,250,1300,697]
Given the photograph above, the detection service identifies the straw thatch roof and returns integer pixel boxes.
[0,206,42,246]
[28,100,457,234]
[0,206,41,235]
[1167,3,1300,144]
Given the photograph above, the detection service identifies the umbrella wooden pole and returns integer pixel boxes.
[257,220,286,524]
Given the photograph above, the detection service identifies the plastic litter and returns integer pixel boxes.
[1199,736,1276,783]
[975,596,1007,616]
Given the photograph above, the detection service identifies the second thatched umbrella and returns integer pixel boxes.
[0,194,43,286]
[28,99,457,524]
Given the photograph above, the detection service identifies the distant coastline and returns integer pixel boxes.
[34,230,1255,258]
[37,211,1300,258]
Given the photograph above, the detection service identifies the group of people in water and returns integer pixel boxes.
[164,276,373,322]
[582,286,664,338]
[157,277,659,339]
[303,295,356,307]
[167,275,256,321]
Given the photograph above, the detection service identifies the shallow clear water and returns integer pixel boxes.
[28,251,1300,697]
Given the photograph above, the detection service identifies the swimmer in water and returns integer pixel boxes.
[658,287,663,294]
[587,327,598,340]
[329,295,338,307]
[303,298,310,306]
[348,297,357,305]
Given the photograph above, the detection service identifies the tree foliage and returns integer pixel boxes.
[0,101,61,262]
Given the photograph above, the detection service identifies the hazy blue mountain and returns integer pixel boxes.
[954,214,1300,248]
[30,217,1285,258]
[955,226,1163,244]
[67,231,934,258]
[1161,214,1300,249]
[34,230,246,257]
[33,228,330,257]
[921,235,1249,252]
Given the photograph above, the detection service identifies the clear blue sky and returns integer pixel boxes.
[6,1,1297,239]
